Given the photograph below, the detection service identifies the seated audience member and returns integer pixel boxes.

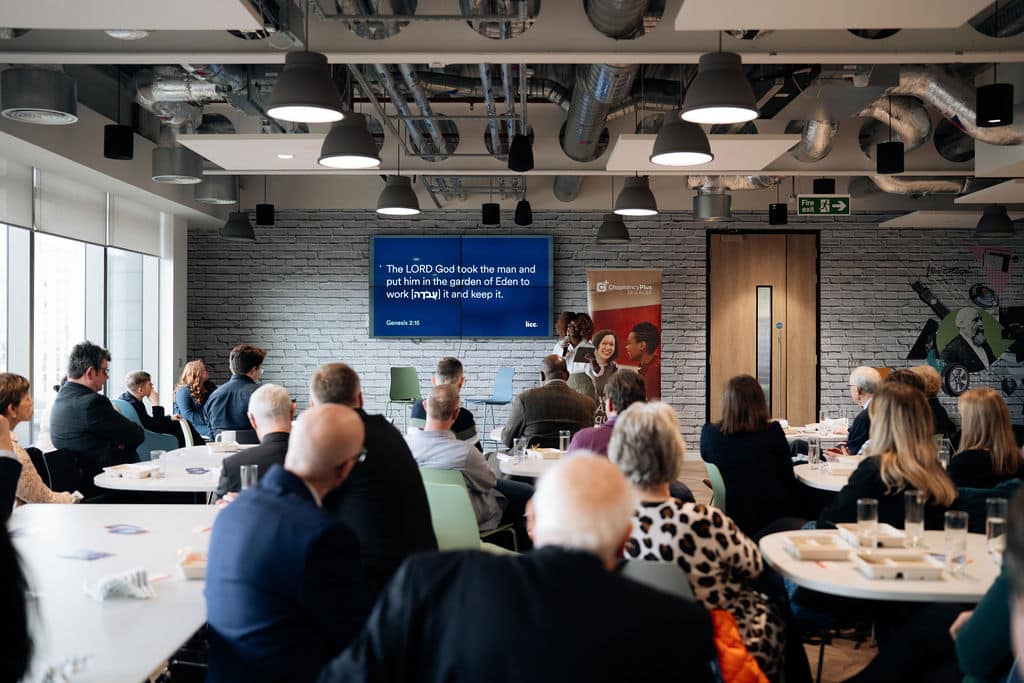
[49,341,144,478]
[205,404,367,683]
[613,402,786,678]
[885,368,926,392]
[832,366,881,456]
[587,328,620,422]
[118,371,200,448]
[570,370,646,456]
[409,385,533,533]
[204,344,265,436]
[700,375,799,538]
[819,383,958,530]
[625,321,661,401]
[0,374,81,506]
[1,417,23,520]
[318,455,717,683]
[174,360,215,439]
[410,357,480,450]
[1,519,31,683]
[502,355,596,449]
[567,371,597,401]
[909,364,956,441]
[950,387,1024,488]
[311,363,437,600]
[215,384,293,499]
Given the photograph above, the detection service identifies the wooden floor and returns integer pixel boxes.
[679,461,875,682]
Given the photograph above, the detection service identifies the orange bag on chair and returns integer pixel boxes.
[710,609,769,683]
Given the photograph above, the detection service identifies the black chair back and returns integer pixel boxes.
[40,449,86,493]
[24,446,47,482]
[235,429,259,445]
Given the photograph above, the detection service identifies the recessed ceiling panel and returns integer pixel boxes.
[879,210,1024,229]
[179,134,326,171]
[605,134,800,173]
[674,0,991,31]
[954,179,1024,205]
[0,0,264,31]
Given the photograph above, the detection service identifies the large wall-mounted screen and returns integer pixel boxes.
[370,235,553,338]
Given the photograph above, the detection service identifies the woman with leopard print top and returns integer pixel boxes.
[609,401,786,678]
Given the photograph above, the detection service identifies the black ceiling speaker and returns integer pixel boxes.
[812,178,835,194]
[103,124,134,160]
[255,203,275,226]
[514,199,532,226]
[482,202,500,225]
[769,202,788,225]
[507,133,534,172]
[876,140,905,175]
[977,82,1014,128]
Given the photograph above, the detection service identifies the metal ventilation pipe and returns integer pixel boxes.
[371,64,433,158]
[606,79,682,121]
[500,63,516,142]
[335,0,408,40]
[849,175,969,197]
[786,120,839,162]
[397,64,449,158]
[135,74,219,126]
[414,70,571,112]
[857,95,932,158]
[686,175,781,191]
[587,0,650,39]
[477,64,505,156]
[891,65,1024,145]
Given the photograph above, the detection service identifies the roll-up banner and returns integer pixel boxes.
[586,269,663,401]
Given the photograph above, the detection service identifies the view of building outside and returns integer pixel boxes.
[0,224,7,372]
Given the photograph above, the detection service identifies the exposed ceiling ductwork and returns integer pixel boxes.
[849,175,970,197]
[857,94,932,159]
[786,119,839,163]
[686,175,781,191]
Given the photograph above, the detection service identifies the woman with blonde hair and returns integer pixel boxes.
[909,364,956,440]
[819,382,957,529]
[950,387,1024,488]
[610,401,786,677]
[173,360,214,439]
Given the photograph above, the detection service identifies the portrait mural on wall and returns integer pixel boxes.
[906,247,1021,398]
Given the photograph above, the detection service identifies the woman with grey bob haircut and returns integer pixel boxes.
[608,401,786,677]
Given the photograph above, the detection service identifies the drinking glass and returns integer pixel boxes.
[937,438,952,470]
[558,430,571,452]
[944,510,969,577]
[240,464,259,491]
[987,497,1009,562]
[857,498,879,550]
[151,450,167,477]
[808,441,821,471]
[513,437,530,462]
[903,490,926,549]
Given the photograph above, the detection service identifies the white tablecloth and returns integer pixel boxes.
[93,444,250,493]
[793,461,860,492]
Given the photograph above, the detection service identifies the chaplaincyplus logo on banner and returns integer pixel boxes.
[586,269,663,401]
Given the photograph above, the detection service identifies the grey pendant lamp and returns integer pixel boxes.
[319,113,381,169]
[976,205,1014,237]
[596,178,631,243]
[681,34,758,125]
[221,177,255,241]
[267,7,345,124]
[256,175,275,226]
[1,67,78,125]
[650,110,713,167]
[376,136,420,216]
[978,2,1014,128]
[614,175,658,216]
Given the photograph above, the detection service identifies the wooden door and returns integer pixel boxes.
[708,232,818,425]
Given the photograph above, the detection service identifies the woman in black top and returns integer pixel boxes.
[819,383,958,530]
[700,375,798,537]
[950,387,1024,488]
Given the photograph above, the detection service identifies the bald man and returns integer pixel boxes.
[501,355,596,449]
[319,455,716,683]
[206,404,367,683]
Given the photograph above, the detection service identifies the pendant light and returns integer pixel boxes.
[614,175,658,216]
[482,177,500,225]
[256,175,275,226]
[221,180,255,241]
[508,66,534,172]
[681,33,758,125]
[876,95,904,175]
[376,137,420,216]
[596,178,631,243]
[267,7,345,123]
[318,112,381,169]
[104,68,133,160]
[768,182,787,225]
[978,3,1014,127]
[1,67,78,125]
[976,205,1014,237]
[514,197,533,226]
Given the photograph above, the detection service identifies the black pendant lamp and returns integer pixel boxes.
[508,133,534,173]
[267,7,345,124]
[318,113,381,169]
[649,110,713,167]
[482,177,500,225]
[681,34,758,125]
[596,178,630,243]
[376,140,420,216]
[514,183,533,226]
[104,68,133,160]
[976,205,1014,236]
[256,175,275,226]
[769,182,787,225]
[876,96,904,175]
[221,177,255,241]
[978,2,1014,127]
[614,175,658,216]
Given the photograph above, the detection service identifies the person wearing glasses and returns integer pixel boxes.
[215,384,295,500]
[827,366,882,456]
[49,341,144,485]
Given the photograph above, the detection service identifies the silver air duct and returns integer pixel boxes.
[477,64,505,156]
[849,175,969,197]
[693,187,732,221]
[857,95,932,158]
[135,72,221,127]
[334,0,411,40]
[786,120,839,162]
[397,64,450,159]
[891,65,1024,146]
[686,175,781,191]
[414,71,572,113]
[587,0,650,39]
[152,126,203,184]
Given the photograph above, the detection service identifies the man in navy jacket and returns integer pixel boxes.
[204,344,265,437]
[205,403,367,683]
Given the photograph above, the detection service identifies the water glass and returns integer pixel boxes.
[937,438,952,470]
[151,450,167,477]
[903,490,926,549]
[558,430,571,452]
[240,464,259,491]
[944,510,969,577]
[857,498,879,550]
[808,441,821,471]
[513,437,530,462]
[987,497,1009,562]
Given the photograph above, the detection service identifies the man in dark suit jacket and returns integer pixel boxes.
[318,455,717,683]
[206,403,368,683]
[118,371,202,448]
[215,384,294,499]
[502,355,597,449]
[840,366,882,455]
[49,341,144,479]
[204,344,265,436]
[311,363,437,602]
[941,308,997,372]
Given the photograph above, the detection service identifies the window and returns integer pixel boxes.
[0,224,6,371]
[106,248,160,396]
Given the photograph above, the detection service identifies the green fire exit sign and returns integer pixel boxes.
[797,195,851,216]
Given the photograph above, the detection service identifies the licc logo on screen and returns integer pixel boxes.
[596,281,653,295]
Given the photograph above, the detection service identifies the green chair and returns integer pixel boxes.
[419,467,518,551]
[422,482,517,555]
[385,367,422,431]
[702,461,727,512]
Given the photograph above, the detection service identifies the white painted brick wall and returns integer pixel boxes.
[188,209,1024,446]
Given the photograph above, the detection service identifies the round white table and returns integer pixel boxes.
[93,444,249,493]
[760,529,1000,603]
[10,503,217,683]
[793,460,860,492]
[784,429,847,449]
[498,455,559,479]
